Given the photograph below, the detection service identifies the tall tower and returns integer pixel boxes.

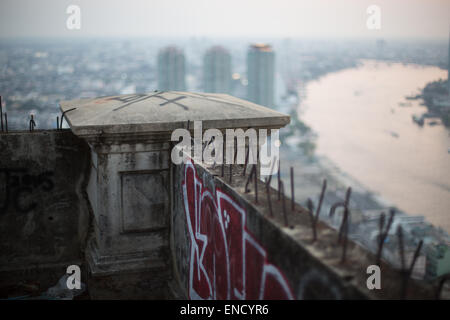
[203,46,232,94]
[247,44,275,108]
[157,46,186,91]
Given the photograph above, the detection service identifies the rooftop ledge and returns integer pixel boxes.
[60,91,290,139]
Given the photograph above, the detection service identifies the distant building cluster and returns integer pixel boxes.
[157,44,275,108]
[328,207,450,280]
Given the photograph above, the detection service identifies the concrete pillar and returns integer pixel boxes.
[60,91,289,298]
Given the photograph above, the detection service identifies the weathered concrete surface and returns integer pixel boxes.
[0,130,91,296]
[59,92,290,299]
[84,140,173,299]
[171,156,450,300]
[60,92,290,138]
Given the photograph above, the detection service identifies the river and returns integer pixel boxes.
[299,60,450,232]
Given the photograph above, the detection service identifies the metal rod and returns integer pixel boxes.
[401,240,423,299]
[341,207,349,263]
[4,112,7,133]
[376,213,385,265]
[254,163,258,203]
[316,179,327,223]
[29,114,36,132]
[407,240,423,277]
[265,157,276,187]
[256,135,259,168]
[307,199,317,241]
[290,167,294,210]
[265,178,273,218]
[376,209,395,265]
[56,116,59,130]
[277,159,281,201]
[234,137,237,164]
[245,164,256,193]
[338,187,352,243]
[306,180,328,242]
[229,163,233,183]
[280,181,288,227]
[242,143,249,176]
[436,276,449,300]
[59,107,76,131]
[221,136,225,177]
[0,96,3,132]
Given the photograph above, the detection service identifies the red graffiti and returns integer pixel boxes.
[182,159,294,300]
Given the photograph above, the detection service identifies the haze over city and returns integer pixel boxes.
[0,0,449,302]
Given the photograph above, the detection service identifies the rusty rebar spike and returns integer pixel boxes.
[435,276,449,300]
[290,167,294,210]
[0,96,3,132]
[29,115,35,132]
[307,198,317,241]
[245,164,256,193]
[254,164,258,203]
[228,138,233,183]
[338,187,352,242]
[4,113,8,133]
[316,179,327,221]
[256,135,260,168]
[277,159,281,201]
[234,137,237,164]
[242,144,249,176]
[221,137,225,177]
[376,209,395,266]
[280,181,288,227]
[401,239,423,299]
[408,240,423,276]
[341,207,349,263]
[265,178,274,218]
[329,201,344,218]
[265,157,276,187]
[59,107,76,131]
[329,187,351,219]
[376,213,386,265]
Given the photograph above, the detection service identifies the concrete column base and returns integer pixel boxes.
[86,239,172,299]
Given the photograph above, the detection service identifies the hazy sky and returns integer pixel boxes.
[0,0,449,39]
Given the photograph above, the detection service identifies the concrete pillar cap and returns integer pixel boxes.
[60,91,290,141]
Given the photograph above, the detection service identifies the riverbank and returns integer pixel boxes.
[277,60,450,279]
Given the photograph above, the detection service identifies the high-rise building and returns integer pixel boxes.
[247,44,275,108]
[157,46,186,91]
[203,46,232,94]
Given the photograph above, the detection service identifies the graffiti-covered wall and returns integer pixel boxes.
[0,130,91,276]
[171,157,370,300]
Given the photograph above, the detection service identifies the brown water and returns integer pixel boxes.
[300,60,450,232]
